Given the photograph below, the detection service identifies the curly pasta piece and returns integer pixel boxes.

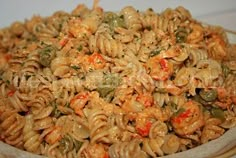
[109,139,148,158]
[120,6,142,31]
[7,90,29,112]
[201,118,225,144]
[142,137,164,157]
[33,106,54,131]
[223,74,236,97]
[50,57,75,78]
[88,109,110,144]
[27,88,54,114]
[186,48,208,67]
[137,30,157,62]
[161,134,180,155]
[89,32,124,58]
[0,108,25,148]
[23,115,41,153]
[149,120,168,138]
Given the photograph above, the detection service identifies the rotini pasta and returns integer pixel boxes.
[0,2,236,158]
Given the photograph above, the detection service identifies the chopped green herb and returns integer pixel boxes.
[24,74,32,80]
[119,15,124,19]
[35,25,40,32]
[169,102,178,111]
[51,102,61,118]
[222,64,230,78]
[65,102,70,107]
[149,49,161,57]
[6,80,10,85]
[173,108,185,117]
[146,26,152,31]
[70,65,80,71]
[77,45,83,51]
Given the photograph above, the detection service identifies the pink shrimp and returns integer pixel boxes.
[146,56,173,81]
[70,92,89,116]
[171,101,204,136]
[45,126,62,144]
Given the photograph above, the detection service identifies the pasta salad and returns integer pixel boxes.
[0,2,236,158]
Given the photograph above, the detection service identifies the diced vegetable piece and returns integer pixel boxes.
[211,107,225,121]
[38,45,56,67]
[136,121,152,137]
[193,95,209,106]
[175,27,188,43]
[97,86,114,98]
[199,89,218,102]
[70,65,80,70]
[104,12,125,29]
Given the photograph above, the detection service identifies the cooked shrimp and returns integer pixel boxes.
[0,53,10,71]
[70,92,89,116]
[171,101,204,136]
[136,92,154,107]
[187,23,204,44]
[134,107,171,135]
[207,33,227,61]
[68,5,103,38]
[80,53,107,72]
[146,56,173,81]
[45,126,62,145]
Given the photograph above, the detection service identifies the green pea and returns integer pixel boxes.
[97,73,121,102]
[211,108,225,121]
[175,27,188,43]
[97,86,114,98]
[193,95,209,106]
[199,89,218,102]
[104,12,125,29]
